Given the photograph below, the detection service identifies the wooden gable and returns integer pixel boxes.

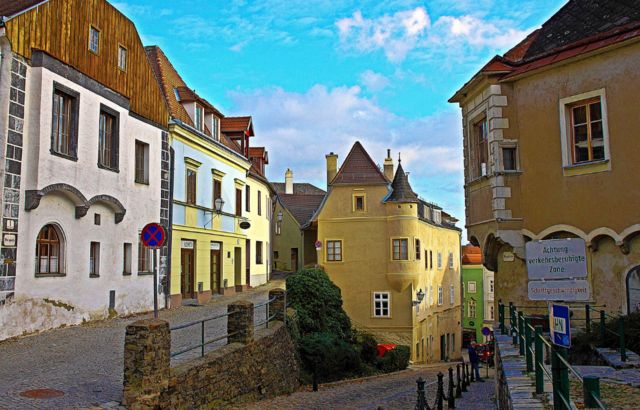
[4,0,168,127]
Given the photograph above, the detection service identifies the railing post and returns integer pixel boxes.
[227,300,254,345]
[518,311,525,356]
[552,345,570,410]
[266,300,270,329]
[525,317,533,372]
[461,362,468,392]
[416,377,429,410]
[469,361,475,383]
[201,320,205,357]
[437,372,445,410]
[499,300,505,334]
[456,364,462,398]
[583,376,601,409]
[600,310,606,345]
[534,325,544,394]
[510,302,516,343]
[448,367,455,409]
[585,304,590,333]
[619,317,627,362]
[269,288,287,324]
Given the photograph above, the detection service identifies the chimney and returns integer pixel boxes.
[384,149,394,182]
[285,169,293,194]
[326,152,338,189]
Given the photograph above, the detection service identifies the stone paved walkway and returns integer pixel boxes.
[0,275,287,410]
[229,363,497,410]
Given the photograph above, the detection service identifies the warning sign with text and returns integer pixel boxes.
[526,238,587,280]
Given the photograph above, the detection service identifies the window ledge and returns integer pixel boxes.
[35,273,66,278]
[562,159,610,177]
[98,163,120,173]
[464,175,491,189]
[123,272,132,276]
[135,181,150,186]
[503,170,523,175]
[50,150,78,162]
[89,274,100,278]
[138,271,154,276]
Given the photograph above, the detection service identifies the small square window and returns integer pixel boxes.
[94,213,101,225]
[355,196,364,211]
[373,292,390,317]
[327,240,342,262]
[503,147,517,171]
[118,45,127,70]
[468,281,477,293]
[393,239,408,260]
[89,27,100,53]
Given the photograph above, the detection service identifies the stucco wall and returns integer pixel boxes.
[245,175,272,287]
[272,200,300,271]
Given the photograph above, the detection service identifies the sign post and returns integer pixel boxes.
[141,223,166,318]
[550,303,571,348]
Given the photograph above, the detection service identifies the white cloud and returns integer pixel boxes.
[360,70,392,92]
[226,84,463,215]
[336,7,532,63]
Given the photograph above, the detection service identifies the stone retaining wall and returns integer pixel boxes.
[123,289,299,410]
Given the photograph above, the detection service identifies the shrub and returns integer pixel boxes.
[297,333,369,383]
[377,345,411,373]
[286,268,351,339]
[350,328,379,367]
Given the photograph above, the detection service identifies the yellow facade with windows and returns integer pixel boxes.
[313,143,462,362]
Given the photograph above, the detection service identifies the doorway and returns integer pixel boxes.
[181,247,195,300]
[210,243,221,295]
[291,248,298,272]
[246,239,251,287]
[627,266,640,314]
[234,247,242,291]
[440,334,446,361]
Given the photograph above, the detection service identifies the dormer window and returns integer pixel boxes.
[213,116,219,140]
[195,105,203,131]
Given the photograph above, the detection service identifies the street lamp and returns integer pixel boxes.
[412,288,425,307]
[277,210,283,222]
[214,197,225,214]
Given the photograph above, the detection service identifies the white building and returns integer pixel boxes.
[0,0,170,339]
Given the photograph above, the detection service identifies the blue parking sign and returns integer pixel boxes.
[550,304,571,348]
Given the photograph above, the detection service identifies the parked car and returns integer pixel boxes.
[475,343,491,362]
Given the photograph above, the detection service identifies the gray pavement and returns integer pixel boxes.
[0,276,286,410]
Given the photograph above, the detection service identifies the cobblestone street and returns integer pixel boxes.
[230,363,497,410]
[0,276,285,410]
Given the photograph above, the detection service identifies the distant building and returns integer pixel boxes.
[313,142,462,363]
[0,0,169,339]
[449,0,640,313]
[272,169,325,271]
[461,246,494,346]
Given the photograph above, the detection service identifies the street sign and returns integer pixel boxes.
[141,223,165,249]
[550,304,571,348]
[528,279,590,301]
[526,238,587,280]
[315,241,322,248]
[482,326,491,336]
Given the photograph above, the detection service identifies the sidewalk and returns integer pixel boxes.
[0,274,288,410]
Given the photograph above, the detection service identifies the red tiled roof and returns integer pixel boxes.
[144,46,223,134]
[331,141,389,185]
[249,161,265,178]
[0,0,45,18]
[221,116,254,136]
[279,194,326,226]
[462,254,482,264]
[249,147,265,158]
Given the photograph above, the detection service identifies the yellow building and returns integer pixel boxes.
[147,47,270,305]
[448,1,640,314]
[311,142,462,362]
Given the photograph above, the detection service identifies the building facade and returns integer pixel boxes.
[449,0,640,313]
[0,0,170,339]
[462,246,494,346]
[313,142,462,363]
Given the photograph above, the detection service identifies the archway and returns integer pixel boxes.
[627,266,640,314]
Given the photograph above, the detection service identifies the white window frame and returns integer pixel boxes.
[450,285,455,304]
[488,304,495,320]
[449,251,454,269]
[429,285,433,306]
[437,285,443,306]
[489,279,494,294]
[373,292,390,317]
[468,299,476,318]
[468,281,477,293]
[559,88,611,174]
[437,251,442,269]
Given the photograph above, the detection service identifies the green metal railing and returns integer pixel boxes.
[255,296,278,328]
[498,300,606,409]
[584,305,627,362]
[170,311,238,358]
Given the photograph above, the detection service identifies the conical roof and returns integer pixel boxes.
[330,141,389,185]
[385,160,419,203]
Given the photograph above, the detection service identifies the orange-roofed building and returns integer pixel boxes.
[449,0,640,315]
[461,246,494,346]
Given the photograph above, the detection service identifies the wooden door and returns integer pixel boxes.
[234,247,242,290]
[210,248,221,294]
[181,248,195,299]
[246,239,251,287]
[291,248,298,272]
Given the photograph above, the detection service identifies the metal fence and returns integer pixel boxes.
[498,300,606,409]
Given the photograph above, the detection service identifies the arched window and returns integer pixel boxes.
[627,266,640,314]
[36,224,63,274]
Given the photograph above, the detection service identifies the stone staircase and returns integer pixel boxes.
[593,347,640,369]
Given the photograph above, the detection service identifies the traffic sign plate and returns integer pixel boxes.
[550,304,571,348]
[141,223,165,249]
[315,241,322,248]
[482,326,491,336]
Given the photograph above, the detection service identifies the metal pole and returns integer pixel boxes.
[558,347,570,410]
[534,325,544,394]
[600,310,605,345]
[583,376,601,409]
[469,362,475,383]
[313,358,318,392]
[153,248,158,318]
[416,377,428,410]
[518,312,525,356]
[499,300,505,334]
[509,302,516,343]
[448,367,455,409]
[551,344,562,410]
[455,364,462,398]
[437,372,444,410]
[619,317,626,362]
[201,320,205,357]
[461,362,468,392]
[585,304,590,333]
[525,317,533,372]
[266,301,270,329]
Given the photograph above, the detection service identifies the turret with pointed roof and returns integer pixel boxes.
[384,158,419,203]
[330,141,389,185]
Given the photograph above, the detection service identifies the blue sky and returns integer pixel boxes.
[116,0,566,238]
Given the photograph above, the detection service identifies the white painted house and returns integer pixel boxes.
[0,0,170,339]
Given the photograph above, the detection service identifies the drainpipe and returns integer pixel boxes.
[166,147,175,308]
